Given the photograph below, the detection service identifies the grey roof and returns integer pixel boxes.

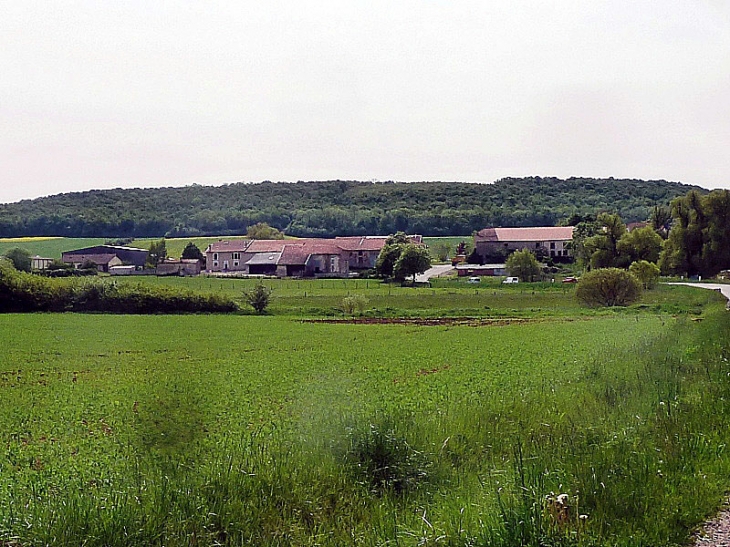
[245,252,282,265]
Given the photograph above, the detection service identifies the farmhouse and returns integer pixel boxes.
[474,227,574,262]
[62,245,149,269]
[156,259,202,277]
[62,253,123,273]
[205,235,421,277]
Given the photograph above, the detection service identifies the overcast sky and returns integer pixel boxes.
[1,1,729,204]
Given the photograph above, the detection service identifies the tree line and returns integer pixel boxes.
[571,189,730,279]
[0,178,699,238]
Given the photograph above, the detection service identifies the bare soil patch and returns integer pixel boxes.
[304,317,536,326]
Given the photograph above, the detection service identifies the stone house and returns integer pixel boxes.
[474,227,574,262]
[204,236,398,277]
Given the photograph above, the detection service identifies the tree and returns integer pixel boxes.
[658,189,730,277]
[576,268,642,307]
[505,249,541,282]
[4,248,32,272]
[701,190,730,277]
[649,205,672,238]
[375,232,410,278]
[583,213,627,269]
[568,215,600,268]
[147,239,167,267]
[629,260,661,289]
[394,245,432,283]
[243,283,272,314]
[181,242,205,261]
[246,222,284,240]
[617,226,663,264]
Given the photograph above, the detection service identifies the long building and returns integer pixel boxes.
[474,227,574,262]
[205,235,421,277]
[62,244,149,271]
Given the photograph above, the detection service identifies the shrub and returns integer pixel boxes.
[576,267,642,306]
[505,249,541,282]
[0,260,238,314]
[4,247,32,272]
[341,294,369,315]
[629,260,661,289]
[243,284,272,314]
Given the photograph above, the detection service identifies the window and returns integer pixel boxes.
[233,252,240,260]
[213,261,219,268]
[550,242,555,249]
[233,261,239,267]
[213,253,218,261]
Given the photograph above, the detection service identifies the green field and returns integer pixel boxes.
[1,279,730,546]
[0,237,107,259]
[102,276,716,318]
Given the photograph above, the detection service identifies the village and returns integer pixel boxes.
[42,226,578,279]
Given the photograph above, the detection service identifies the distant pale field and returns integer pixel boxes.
[0,236,62,242]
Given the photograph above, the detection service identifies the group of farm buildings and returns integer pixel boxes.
[54,226,575,277]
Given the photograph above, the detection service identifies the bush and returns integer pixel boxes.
[629,260,661,289]
[4,247,32,272]
[576,267,642,307]
[341,294,369,315]
[0,261,238,314]
[243,284,272,314]
[505,249,541,282]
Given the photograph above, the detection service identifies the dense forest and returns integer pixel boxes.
[0,178,703,238]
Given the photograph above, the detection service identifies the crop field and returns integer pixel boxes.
[1,282,730,546]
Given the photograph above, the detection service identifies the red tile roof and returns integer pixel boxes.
[245,239,291,253]
[476,227,574,242]
[334,236,388,251]
[206,239,253,253]
[208,235,407,255]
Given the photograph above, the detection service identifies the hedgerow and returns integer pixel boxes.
[0,260,237,313]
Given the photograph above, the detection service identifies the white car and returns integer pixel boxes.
[468,276,481,284]
[502,277,519,284]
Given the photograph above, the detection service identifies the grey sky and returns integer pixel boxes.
[1,1,729,204]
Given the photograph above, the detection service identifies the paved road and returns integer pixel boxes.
[667,282,730,304]
[415,264,455,283]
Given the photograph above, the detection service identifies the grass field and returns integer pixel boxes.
[0,237,107,259]
[1,281,730,546]
[102,276,717,318]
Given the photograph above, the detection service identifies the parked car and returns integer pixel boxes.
[468,276,481,284]
[562,276,578,283]
[502,277,519,284]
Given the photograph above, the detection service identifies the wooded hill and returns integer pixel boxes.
[0,178,703,238]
